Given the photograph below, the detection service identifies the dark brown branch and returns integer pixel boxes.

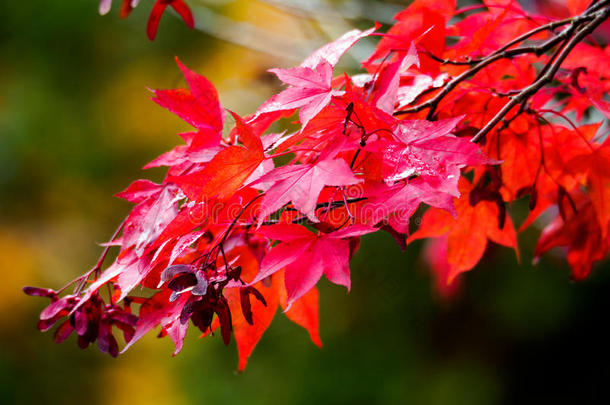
[393,1,608,119]
[394,33,568,118]
[470,6,610,143]
[424,52,474,66]
[423,15,587,67]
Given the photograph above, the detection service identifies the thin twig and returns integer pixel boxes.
[71,220,126,294]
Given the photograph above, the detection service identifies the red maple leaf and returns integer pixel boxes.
[121,288,189,355]
[221,246,281,371]
[280,281,322,348]
[367,116,492,195]
[360,178,456,234]
[202,245,321,370]
[253,157,360,222]
[568,138,610,238]
[259,61,336,127]
[256,27,375,126]
[253,224,374,306]
[535,200,609,280]
[169,111,264,201]
[409,178,519,285]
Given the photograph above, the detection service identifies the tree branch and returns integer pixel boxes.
[393,1,609,119]
[470,6,610,143]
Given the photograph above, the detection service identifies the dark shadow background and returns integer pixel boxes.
[1,1,609,404]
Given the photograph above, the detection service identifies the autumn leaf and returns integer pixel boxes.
[367,116,492,196]
[253,157,360,223]
[568,138,610,238]
[121,289,189,354]
[535,201,608,280]
[409,178,519,285]
[254,224,374,307]
[169,111,264,201]
[256,27,375,126]
[222,246,281,371]
[279,273,322,348]
[359,178,456,234]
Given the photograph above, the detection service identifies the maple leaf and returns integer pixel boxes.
[487,121,597,218]
[198,271,321,371]
[225,281,280,371]
[121,289,189,355]
[364,0,455,73]
[169,111,264,201]
[485,120,541,201]
[152,60,223,133]
[567,138,610,238]
[535,201,609,280]
[370,42,420,114]
[219,246,281,371]
[360,178,456,234]
[256,27,375,126]
[253,157,360,222]
[367,116,492,195]
[253,224,374,307]
[147,59,224,169]
[409,178,519,285]
[121,185,181,256]
[259,61,336,127]
[280,278,322,348]
[218,240,321,370]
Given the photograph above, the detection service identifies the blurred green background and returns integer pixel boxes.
[1,1,610,404]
